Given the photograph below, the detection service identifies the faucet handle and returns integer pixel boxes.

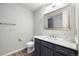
[53,34,57,38]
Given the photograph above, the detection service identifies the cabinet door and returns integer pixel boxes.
[54,44,78,56]
[54,52,65,56]
[41,45,53,56]
[34,43,41,56]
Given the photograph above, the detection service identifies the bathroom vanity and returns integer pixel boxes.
[33,36,78,56]
[33,4,78,56]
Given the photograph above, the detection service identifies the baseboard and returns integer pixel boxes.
[2,47,26,56]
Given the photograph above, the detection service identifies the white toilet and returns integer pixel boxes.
[27,41,34,53]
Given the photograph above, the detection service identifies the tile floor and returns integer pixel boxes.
[9,49,33,56]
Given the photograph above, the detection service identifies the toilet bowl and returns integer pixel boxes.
[27,41,34,53]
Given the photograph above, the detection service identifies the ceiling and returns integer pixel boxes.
[17,3,51,12]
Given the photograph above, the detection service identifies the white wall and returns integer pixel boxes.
[34,4,76,43]
[0,3,33,55]
[75,3,79,55]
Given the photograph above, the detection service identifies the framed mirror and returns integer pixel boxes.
[44,6,70,30]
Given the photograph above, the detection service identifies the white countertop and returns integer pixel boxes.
[34,36,77,50]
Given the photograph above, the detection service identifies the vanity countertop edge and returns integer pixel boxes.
[34,36,77,50]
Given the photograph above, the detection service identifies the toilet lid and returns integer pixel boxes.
[27,41,34,47]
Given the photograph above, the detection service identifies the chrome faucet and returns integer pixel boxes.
[49,34,57,38]
[54,35,57,38]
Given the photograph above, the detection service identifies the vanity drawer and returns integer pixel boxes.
[41,40,53,49]
[54,44,78,56]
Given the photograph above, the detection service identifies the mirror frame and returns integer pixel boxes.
[44,5,71,31]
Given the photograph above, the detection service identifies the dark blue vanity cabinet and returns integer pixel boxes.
[54,44,78,56]
[34,38,78,56]
[41,40,54,56]
[34,38,41,56]
[41,45,53,56]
